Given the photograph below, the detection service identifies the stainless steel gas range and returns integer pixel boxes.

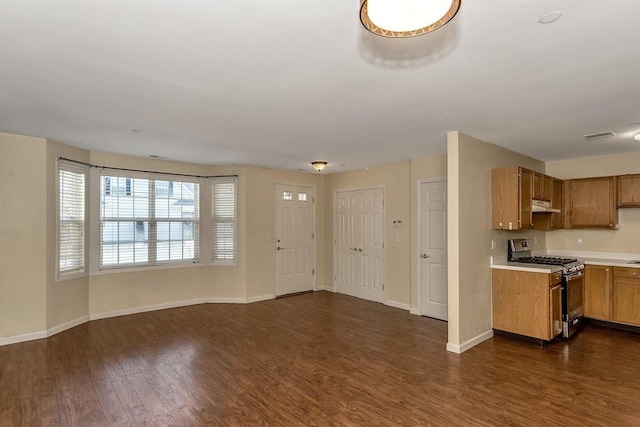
[508,239,585,338]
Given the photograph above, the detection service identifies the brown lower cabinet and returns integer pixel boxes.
[584,265,612,320]
[492,269,563,341]
[584,265,640,327]
[613,267,640,325]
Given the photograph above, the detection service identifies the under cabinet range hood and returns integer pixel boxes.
[532,199,561,213]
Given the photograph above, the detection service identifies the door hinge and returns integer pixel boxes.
[312,197,315,203]
[382,284,385,290]
[312,233,314,239]
[312,269,315,275]
[382,242,384,249]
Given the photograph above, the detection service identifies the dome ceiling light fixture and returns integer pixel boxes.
[311,161,327,172]
[360,0,461,38]
[634,133,640,142]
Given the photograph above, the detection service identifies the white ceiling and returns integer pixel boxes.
[1,0,639,173]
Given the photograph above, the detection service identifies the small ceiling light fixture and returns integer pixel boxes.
[539,11,562,24]
[634,133,640,142]
[360,0,461,38]
[311,161,327,172]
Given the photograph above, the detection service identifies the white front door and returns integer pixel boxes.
[335,188,384,303]
[419,180,448,320]
[275,184,314,296]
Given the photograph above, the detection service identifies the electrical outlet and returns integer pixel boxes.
[577,238,583,245]
[153,283,160,292]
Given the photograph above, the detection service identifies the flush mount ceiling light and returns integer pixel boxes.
[360,0,461,38]
[539,11,562,24]
[635,133,640,142]
[311,161,327,172]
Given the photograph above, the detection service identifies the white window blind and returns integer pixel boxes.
[100,172,200,269]
[58,160,87,276]
[211,177,236,263]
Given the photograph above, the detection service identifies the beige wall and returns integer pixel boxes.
[447,132,546,348]
[87,152,223,316]
[0,133,48,338]
[410,153,448,311]
[324,162,412,307]
[85,154,326,316]
[243,166,325,298]
[46,141,91,329]
[545,152,640,254]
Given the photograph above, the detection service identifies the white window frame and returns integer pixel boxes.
[211,177,237,265]
[57,159,89,282]
[97,169,201,271]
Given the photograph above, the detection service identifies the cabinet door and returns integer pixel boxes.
[617,175,640,207]
[519,168,533,229]
[492,269,550,340]
[542,175,553,201]
[492,167,520,230]
[550,178,564,229]
[567,176,617,228]
[584,265,612,320]
[533,172,543,200]
[613,278,640,326]
[549,284,562,338]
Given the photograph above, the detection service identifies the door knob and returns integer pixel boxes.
[421,254,429,258]
[277,246,284,251]
[358,248,362,252]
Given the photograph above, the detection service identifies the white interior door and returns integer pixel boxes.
[335,188,384,303]
[276,184,314,296]
[419,180,448,320]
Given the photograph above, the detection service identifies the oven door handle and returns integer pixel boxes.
[566,271,584,281]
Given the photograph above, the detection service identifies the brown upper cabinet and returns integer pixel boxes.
[564,176,617,229]
[492,167,533,230]
[492,167,562,231]
[617,174,640,207]
[533,172,552,201]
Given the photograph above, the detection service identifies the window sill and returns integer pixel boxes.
[56,271,88,283]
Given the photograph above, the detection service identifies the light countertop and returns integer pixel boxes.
[581,258,640,268]
[491,256,640,273]
[490,262,563,273]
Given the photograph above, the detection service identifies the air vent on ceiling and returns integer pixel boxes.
[582,131,616,140]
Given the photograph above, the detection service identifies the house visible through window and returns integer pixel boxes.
[58,160,87,277]
[100,173,199,269]
[211,177,236,263]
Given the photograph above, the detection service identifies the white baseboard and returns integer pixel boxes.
[410,308,420,316]
[446,329,494,354]
[385,300,410,311]
[207,297,249,304]
[47,315,90,337]
[315,285,334,292]
[246,294,276,303]
[90,298,209,321]
[1,315,91,347]
[0,330,47,347]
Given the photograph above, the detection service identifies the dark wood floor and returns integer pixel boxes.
[2,291,640,426]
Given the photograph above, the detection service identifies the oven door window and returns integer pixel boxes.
[566,274,585,319]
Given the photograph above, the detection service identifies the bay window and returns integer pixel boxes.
[99,172,199,269]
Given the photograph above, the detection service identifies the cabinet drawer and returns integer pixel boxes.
[613,267,640,279]
[549,271,562,285]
